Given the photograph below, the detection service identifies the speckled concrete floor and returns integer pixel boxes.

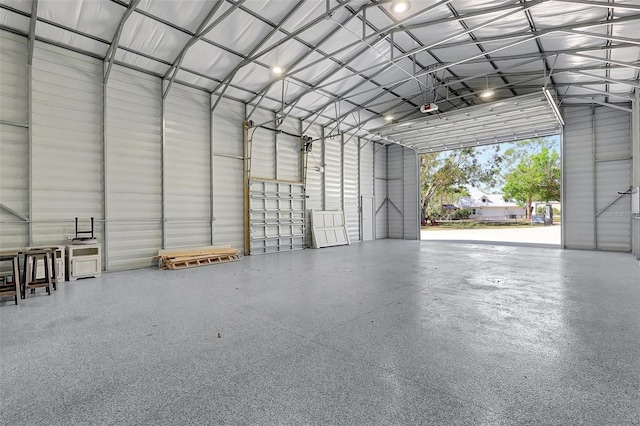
[1,240,639,425]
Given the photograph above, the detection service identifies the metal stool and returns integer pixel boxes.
[21,249,54,298]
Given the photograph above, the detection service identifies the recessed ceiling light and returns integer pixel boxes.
[480,89,495,98]
[391,0,410,14]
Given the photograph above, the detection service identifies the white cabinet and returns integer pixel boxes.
[26,245,66,282]
[67,244,101,281]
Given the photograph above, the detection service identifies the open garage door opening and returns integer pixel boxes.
[418,137,562,248]
[368,92,565,248]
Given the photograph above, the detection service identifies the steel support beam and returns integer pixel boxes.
[211,0,306,112]
[633,89,640,189]
[164,0,235,100]
[27,0,38,65]
[554,0,640,11]
[0,203,29,222]
[316,16,640,129]
[570,53,640,71]
[104,0,140,85]
[590,99,633,113]
[246,0,455,117]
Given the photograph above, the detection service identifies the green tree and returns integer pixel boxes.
[420,147,501,220]
[502,147,561,219]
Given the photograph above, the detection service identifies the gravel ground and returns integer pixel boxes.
[421,223,561,245]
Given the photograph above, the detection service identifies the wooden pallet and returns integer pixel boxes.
[163,254,239,270]
[157,246,240,270]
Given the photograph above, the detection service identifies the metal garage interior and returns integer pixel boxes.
[0,0,639,424]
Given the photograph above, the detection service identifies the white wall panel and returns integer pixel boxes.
[374,143,387,239]
[564,105,632,251]
[563,107,595,249]
[250,110,275,180]
[106,65,162,270]
[213,97,244,252]
[213,156,244,251]
[359,140,374,198]
[0,32,28,124]
[324,136,342,211]
[594,108,632,251]
[344,138,359,242]
[387,144,404,239]
[304,125,323,246]
[0,31,28,249]
[164,84,211,248]
[277,134,301,182]
[305,126,324,211]
[403,148,419,240]
[31,41,104,247]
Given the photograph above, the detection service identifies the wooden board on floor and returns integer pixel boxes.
[157,246,240,270]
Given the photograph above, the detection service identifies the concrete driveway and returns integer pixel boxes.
[421,224,561,246]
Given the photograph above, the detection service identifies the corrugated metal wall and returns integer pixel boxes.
[387,144,404,238]
[31,41,104,247]
[212,97,244,252]
[359,140,374,198]
[374,143,388,239]
[164,84,211,248]
[1,36,425,267]
[303,125,323,246]
[403,148,420,240]
[324,135,342,211]
[343,138,359,242]
[563,105,632,251]
[277,134,301,182]
[0,31,28,249]
[250,110,276,180]
[105,65,162,270]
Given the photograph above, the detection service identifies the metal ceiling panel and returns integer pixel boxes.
[119,12,190,62]
[394,1,453,28]
[174,69,216,91]
[0,8,29,32]
[613,18,640,39]
[408,20,469,47]
[37,0,122,41]
[540,30,607,53]
[0,0,32,14]
[36,21,109,57]
[38,0,125,41]
[231,62,271,92]
[464,11,530,39]
[137,0,224,33]
[253,38,309,73]
[289,51,336,83]
[203,9,275,57]
[528,2,607,29]
[294,8,352,46]
[181,40,243,80]
[368,92,562,152]
[0,0,634,125]
[450,0,514,14]
[115,49,170,75]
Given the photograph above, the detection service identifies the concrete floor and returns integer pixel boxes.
[1,240,639,425]
[422,224,562,246]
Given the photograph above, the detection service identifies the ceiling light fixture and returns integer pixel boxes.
[272,41,284,75]
[480,75,494,98]
[391,0,410,14]
[384,113,394,121]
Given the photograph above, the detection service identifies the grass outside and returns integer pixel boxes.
[421,220,560,230]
